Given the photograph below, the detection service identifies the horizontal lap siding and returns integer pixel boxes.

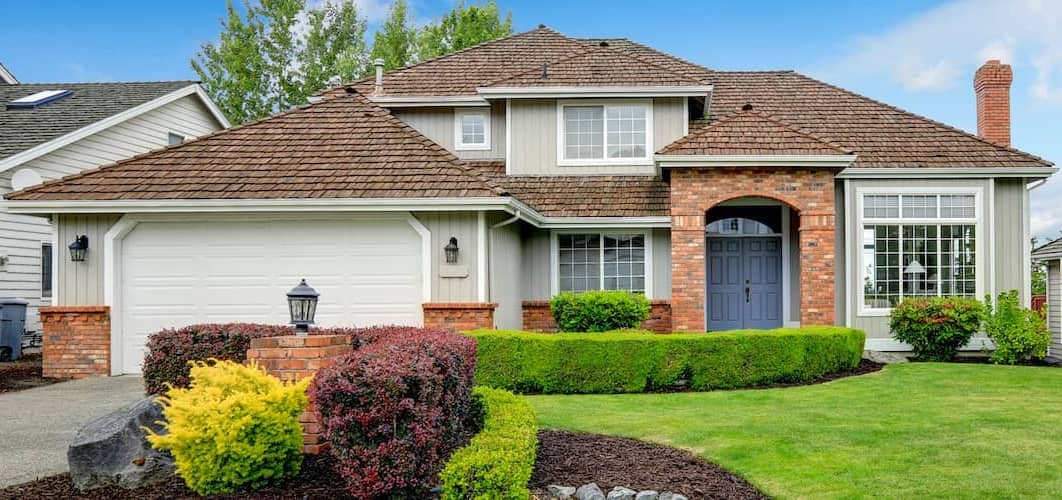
[0,211,50,332]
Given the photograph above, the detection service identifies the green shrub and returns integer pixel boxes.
[550,291,651,332]
[466,326,865,394]
[146,360,310,496]
[889,297,985,361]
[984,290,1051,365]
[441,387,537,500]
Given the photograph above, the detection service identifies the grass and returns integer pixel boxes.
[528,363,1062,499]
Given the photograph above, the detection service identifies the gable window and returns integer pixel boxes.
[454,109,490,150]
[167,132,185,145]
[556,232,649,294]
[558,101,652,165]
[41,243,53,299]
[860,192,979,313]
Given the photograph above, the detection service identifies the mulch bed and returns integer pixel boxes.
[0,353,64,393]
[531,430,766,499]
[0,454,352,500]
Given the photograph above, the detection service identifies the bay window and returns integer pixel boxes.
[860,192,978,311]
[558,101,652,165]
[557,232,648,294]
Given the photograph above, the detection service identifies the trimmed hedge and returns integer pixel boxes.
[142,323,411,395]
[308,328,477,498]
[550,290,651,332]
[441,387,537,500]
[467,326,865,393]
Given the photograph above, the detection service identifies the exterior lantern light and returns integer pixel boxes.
[286,278,319,336]
[444,236,459,264]
[68,235,89,262]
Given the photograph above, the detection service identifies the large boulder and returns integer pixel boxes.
[68,396,174,491]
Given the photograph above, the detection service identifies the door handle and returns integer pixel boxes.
[745,280,750,303]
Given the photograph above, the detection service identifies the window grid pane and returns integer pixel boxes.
[901,195,938,218]
[605,105,647,158]
[461,114,486,145]
[864,195,899,218]
[558,234,600,292]
[939,195,976,218]
[603,234,646,293]
[862,223,976,309]
[563,106,604,159]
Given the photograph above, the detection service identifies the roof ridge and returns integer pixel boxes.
[2,80,199,86]
[317,25,570,96]
[786,71,1053,166]
[607,39,714,77]
[483,42,706,87]
[657,107,851,155]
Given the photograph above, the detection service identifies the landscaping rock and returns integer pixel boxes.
[635,491,659,500]
[608,486,637,499]
[576,482,606,500]
[658,493,688,500]
[549,484,578,499]
[863,350,908,364]
[68,396,174,491]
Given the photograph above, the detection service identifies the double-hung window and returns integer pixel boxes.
[454,109,490,150]
[860,192,978,312]
[558,101,652,165]
[557,233,649,294]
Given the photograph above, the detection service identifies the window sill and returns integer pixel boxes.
[455,144,491,151]
[557,159,654,167]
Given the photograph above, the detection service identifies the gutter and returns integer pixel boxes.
[837,166,1057,179]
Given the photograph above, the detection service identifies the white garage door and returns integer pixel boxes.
[119,218,424,374]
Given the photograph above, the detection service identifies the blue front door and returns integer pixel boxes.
[707,237,783,331]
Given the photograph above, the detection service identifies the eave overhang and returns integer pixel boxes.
[476,85,713,99]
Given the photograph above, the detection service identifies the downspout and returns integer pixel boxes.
[487,210,521,324]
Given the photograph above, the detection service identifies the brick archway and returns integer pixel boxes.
[669,167,836,331]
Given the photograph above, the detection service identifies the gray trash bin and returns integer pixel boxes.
[0,298,28,361]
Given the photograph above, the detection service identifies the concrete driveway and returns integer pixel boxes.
[0,376,144,487]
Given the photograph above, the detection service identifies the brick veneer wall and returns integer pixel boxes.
[39,306,111,378]
[422,302,496,331]
[247,334,353,455]
[522,300,672,333]
[669,167,836,331]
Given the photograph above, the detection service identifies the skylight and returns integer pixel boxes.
[7,89,73,109]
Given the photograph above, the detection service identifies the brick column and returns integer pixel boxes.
[246,335,353,454]
[40,306,110,378]
[671,214,707,331]
[422,302,496,331]
[799,212,836,325]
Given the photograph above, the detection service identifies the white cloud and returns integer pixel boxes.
[818,0,1062,100]
[1032,176,1062,241]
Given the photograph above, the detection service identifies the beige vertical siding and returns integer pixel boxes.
[652,228,671,299]
[847,178,993,339]
[521,227,552,300]
[1,95,222,328]
[55,214,121,305]
[1048,261,1061,355]
[507,98,685,175]
[391,101,506,160]
[413,212,481,302]
[488,215,523,329]
[993,179,1026,296]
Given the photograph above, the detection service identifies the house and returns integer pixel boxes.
[1032,238,1062,360]
[0,66,229,337]
[3,27,1054,377]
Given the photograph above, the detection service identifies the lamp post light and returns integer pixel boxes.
[68,235,89,262]
[286,279,319,336]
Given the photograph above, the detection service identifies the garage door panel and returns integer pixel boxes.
[120,218,424,374]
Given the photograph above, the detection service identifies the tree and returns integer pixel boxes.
[1032,236,1047,295]
[192,0,370,124]
[369,0,417,71]
[417,1,512,62]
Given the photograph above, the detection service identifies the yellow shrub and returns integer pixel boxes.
[146,360,310,495]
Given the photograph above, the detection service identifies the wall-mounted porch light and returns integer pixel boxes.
[286,278,319,336]
[444,237,459,264]
[68,235,88,262]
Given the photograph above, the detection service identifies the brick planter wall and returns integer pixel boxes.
[422,302,496,331]
[522,300,672,333]
[670,167,836,331]
[39,306,111,379]
[247,334,353,455]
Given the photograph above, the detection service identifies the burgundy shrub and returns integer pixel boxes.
[308,328,477,499]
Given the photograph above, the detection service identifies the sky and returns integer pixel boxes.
[2,0,1061,241]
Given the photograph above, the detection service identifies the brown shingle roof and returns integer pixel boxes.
[5,91,503,201]
[472,161,669,217]
[484,45,705,87]
[659,108,852,155]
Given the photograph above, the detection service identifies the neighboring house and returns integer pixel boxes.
[0,69,229,335]
[4,27,1055,377]
[1032,238,1062,360]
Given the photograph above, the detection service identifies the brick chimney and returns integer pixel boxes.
[974,59,1013,147]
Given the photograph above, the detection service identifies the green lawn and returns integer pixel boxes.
[528,363,1062,499]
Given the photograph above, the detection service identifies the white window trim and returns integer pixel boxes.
[549,229,654,299]
[555,99,654,167]
[855,186,984,317]
[453,107,491,151]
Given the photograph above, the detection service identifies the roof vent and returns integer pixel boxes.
[599,41,609,47]
[541,63,549,80]
[7,89,72,109]
[538,23,546,29]
[742,103,754,111]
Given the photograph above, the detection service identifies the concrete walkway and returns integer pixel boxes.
[0,376,144,487]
